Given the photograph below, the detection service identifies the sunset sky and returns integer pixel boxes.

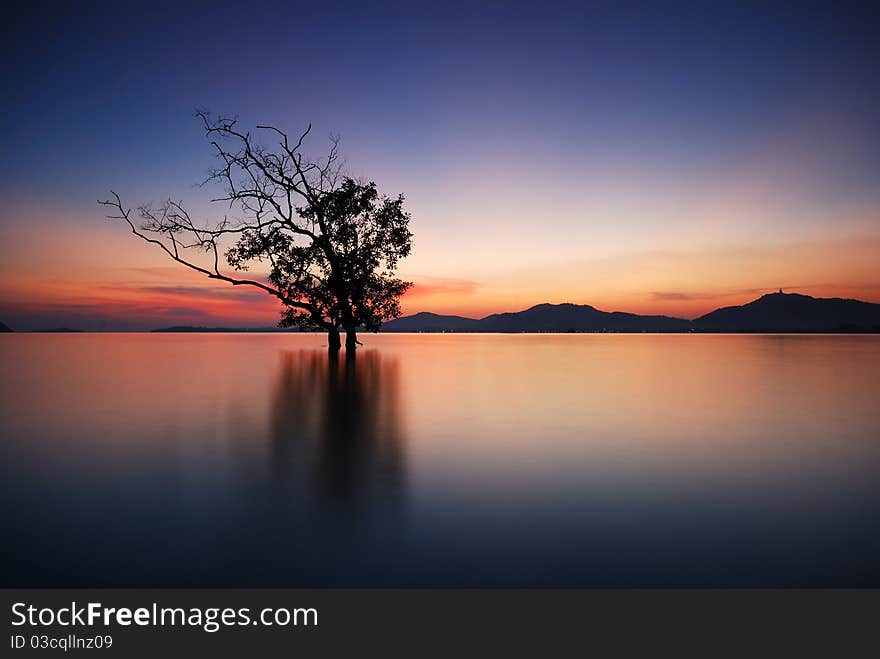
[2,1,879,330]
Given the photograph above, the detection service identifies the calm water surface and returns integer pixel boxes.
[2,333,879,586]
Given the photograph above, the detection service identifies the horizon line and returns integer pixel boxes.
[4,289,878,333]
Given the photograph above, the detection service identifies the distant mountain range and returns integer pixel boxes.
[0,324,81,333]
[5,292,878,334]
[32,327,83,333]
[384,304,691,332]
[382,292,880,333]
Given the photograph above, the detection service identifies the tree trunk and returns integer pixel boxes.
[345,327,358,351]
[328,326,341,351]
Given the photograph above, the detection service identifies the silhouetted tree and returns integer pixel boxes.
[100,111,413,351]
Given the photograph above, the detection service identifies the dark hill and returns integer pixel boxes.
[0,321,12,332]
[382,303,691,333]
[378,312,483,332]
[693,292,880,332]
[479,303,691,332]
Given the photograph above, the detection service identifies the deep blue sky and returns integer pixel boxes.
[2,1,880,329]
[5,1,878,194]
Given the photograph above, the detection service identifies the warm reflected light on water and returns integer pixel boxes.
[2,333,879,586]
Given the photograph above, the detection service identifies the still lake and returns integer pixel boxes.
[2,333,879,586]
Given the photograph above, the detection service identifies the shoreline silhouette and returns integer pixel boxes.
[4,291,880,334]
[382,292,880,333]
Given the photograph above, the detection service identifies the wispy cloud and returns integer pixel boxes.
[98,284,269,303]
[123,266,189,279]
[649,288,768,302]
[406,276,481,297]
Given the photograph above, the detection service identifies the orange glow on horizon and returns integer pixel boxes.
[2,206,879,329]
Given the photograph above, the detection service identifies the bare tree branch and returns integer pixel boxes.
[98,192,318,315]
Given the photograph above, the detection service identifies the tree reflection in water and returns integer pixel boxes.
[268,350,407,526]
